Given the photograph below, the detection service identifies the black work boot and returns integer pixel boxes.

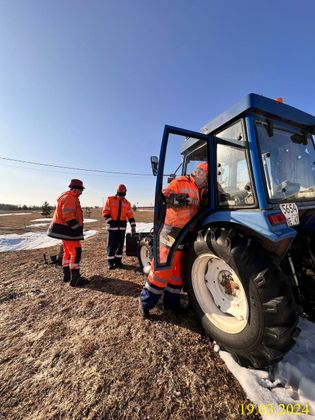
[63,266,70,282]
[70,269,89,287]
[138,298,150,318]
[108,260,116,270]
[114,258,123,268]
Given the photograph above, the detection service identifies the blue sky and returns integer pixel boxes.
[0,0,314,207]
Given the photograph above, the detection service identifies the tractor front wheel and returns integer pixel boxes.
[187,227,299,368]
[138,237,152,274]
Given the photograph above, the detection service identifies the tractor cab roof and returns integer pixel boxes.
[200,93,315,135]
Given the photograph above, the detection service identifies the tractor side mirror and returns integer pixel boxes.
[150,156,159,176]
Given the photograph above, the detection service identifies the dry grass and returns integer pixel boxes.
[0,209,259,419]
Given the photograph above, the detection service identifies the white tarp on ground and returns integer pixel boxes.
[0,230,97,252]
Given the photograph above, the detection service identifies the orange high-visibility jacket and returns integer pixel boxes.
[48,191,84,240]
[102,196,136,230]
[163,175,202,229]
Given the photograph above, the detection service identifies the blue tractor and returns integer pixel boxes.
[149,94,315,368]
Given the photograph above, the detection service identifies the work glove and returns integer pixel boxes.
[166,193,190,208]
[131,226,136,236]
[104,217,112,228]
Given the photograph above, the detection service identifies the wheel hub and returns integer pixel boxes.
[218,271,239,297]
[192,253,249,333]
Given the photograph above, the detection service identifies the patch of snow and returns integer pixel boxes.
[220,317,315,419]
[83,230,98,239]
[26,223,50,228]
[0,213,32,216]
[126,222,153,233]
[31,218,97,223]
[101,223,153,233]
[213,344,220,352]
[0,230,98,252]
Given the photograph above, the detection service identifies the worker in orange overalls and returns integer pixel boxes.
[48,179,88,287]
[138,163,208,317]
[102,184,136,269]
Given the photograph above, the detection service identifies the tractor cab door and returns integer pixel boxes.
[152,125,212,271]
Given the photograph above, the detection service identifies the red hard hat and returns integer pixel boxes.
[117,184,127,193]
[68,179,85,189]
[197,163,208,173]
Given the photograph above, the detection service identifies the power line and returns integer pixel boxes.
[0,161,139,178]
[0,156,153,176]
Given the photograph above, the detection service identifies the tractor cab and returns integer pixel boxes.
[152,94,315,271]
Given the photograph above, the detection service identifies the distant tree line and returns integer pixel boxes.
[0,203,45,211]
[0,203,101,212]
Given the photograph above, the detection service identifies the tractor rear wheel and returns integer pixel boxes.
[300,273,315,319]
[187,227,299,368]
[300,235,315,319]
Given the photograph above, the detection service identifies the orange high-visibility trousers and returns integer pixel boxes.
[148,247,184,289]
[140,247,184,310]
[62,240,82,269]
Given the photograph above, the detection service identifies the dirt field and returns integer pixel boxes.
[0,209,259,419]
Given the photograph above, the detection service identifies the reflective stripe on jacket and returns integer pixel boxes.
[102,195,136,230]
[48,191,84,240]
[163,175,201,228]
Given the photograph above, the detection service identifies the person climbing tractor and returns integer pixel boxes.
[138,163,208,317]
[48,179,88,287]
[103,184,136,269]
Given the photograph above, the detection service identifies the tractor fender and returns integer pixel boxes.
[194,210,297,259]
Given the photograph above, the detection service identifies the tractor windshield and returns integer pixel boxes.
[256,120,315,202]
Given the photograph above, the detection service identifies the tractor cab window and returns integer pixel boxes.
[162,138,208,189]
[215,121,255,207]
[216,120,245,145]
[158,133,209,265]
[185,143,208,176]
[256,121,315,202]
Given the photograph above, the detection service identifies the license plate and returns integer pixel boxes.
[280,203,299,227]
